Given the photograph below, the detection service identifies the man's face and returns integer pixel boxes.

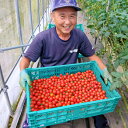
[51,7,77,36]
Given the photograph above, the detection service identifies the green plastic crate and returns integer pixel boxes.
[47,23,84,32]
[26,61,121,128]
[47,23,85,58]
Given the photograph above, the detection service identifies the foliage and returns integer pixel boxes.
[77,0,128,90]
[110,70,128,90]
[107,42,128,90]
[77,1,128,124]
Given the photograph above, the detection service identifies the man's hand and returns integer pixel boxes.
[102,68,113,85]
[19,69,31,90]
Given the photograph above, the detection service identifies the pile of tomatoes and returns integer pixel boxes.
[29,70,107,111]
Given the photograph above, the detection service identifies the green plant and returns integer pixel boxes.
[77,0,128,125]
[77,0,128,90]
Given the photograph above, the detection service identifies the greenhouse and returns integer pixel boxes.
[0,0,128,128]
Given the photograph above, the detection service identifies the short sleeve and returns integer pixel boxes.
[24,33,44,62]
[78,32,95,57]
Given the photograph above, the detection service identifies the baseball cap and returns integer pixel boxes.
[51,0,81,12]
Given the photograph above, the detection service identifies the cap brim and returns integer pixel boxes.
[52,5,81,11]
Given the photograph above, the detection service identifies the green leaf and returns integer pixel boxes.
[114,34,127,39]
[90,29,96,34]
[101,27,108,31]
[121,55,128,60]
[99,13,106,17]
[124,80,128,85]
[95,0,102,2]
[118,50,128,58]
[98,20,105,26]
[121,25,128,32]
[84,16,89,20]
[111,72,122,78]
[110,81,123,90]
[87,24,94,28]
[105,32,110,37]
[109,24,116,28]
[119,59,126,65]
[124,71,128,76]
[120,10,128,16]
[113,61,120,69]
[124,71,128,79]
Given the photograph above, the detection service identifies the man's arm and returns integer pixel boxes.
[88,54,106,70]
[20,57,31,71]
[88,54,113,84]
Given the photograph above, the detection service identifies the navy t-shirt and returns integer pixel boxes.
[24,27,95,67]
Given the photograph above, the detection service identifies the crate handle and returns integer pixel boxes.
[26,82,31,112]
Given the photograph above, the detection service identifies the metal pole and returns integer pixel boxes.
[28,0,34,38]
[46,0,47,25]
[0,65,14,116]
[40,0,43,31]
[49,0,50,14]
[48,0,51,23]
[48,0,49,14]
[37,0,40,32]
[42,0,44,30]
[15,0,24,53]
[48,0,51,22]
[0,44,29,52]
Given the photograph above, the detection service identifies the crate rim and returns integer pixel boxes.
[26,61,100,72]
[47,23,84,31]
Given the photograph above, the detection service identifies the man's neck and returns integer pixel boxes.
[56,28,71,41]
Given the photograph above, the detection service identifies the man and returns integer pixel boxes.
[20,0,112,128]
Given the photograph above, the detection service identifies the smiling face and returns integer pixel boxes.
[51,7,77,39]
